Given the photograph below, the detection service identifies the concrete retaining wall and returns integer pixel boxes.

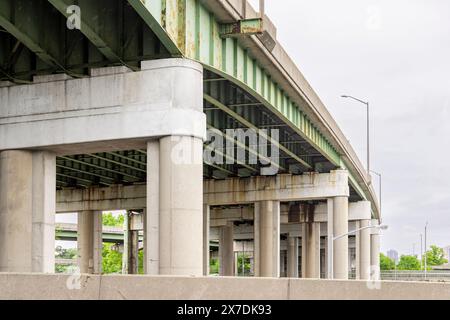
[0,273,449,300]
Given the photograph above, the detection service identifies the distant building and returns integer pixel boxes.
[387,249,399,264]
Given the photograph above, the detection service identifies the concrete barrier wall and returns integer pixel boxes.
[1,273,450,300]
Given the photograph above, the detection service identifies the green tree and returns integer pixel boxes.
[102,243,123,274]
[103,212,124,227]
[423,245,448,267]
[210,258,219,275]
[101,213,126,274]
[55,246,78,273]
[380,253,395,271]
[138,249,144,274]
[236,253,252,276]
[397,255,421,270]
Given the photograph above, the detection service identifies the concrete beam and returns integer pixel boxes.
[56,175,357,215]
[57,184,146,213]
[314,201,371,223]
[0,59,205,153]
[204,170,349,206]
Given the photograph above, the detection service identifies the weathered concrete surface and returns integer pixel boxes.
[204,170,349,206]
[0,59,205,154]
[206,0,379,220]
[1,274,450,300]
[159,136,204,276]
[0,150,56,273]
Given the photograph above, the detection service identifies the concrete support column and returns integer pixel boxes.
[326,199,333,279]
[159,136,203,276]
[219,222,234,276]
[355,221,361,279]
[234,251,239,276]
[77,211,102,274]
[144,140,159,275]
[203,204,210,276]
[254,201,280,278]
[0,151,33,272]
[302,222,321,278]
[93,211,103,275]
[280,250,286,277]
[333,196,349,280]
[359,219,371,280]
[371,221,381,281]
[287,236,299,278]
[0,150,56,273]
[127,211,141,274]
[323,237,328,279]
[31,151,56,273]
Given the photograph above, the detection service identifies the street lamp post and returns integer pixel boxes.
[329,224,388,280]
[341,95,370,175]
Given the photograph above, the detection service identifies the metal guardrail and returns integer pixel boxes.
[381,270,450,282]
[349,270,450,282]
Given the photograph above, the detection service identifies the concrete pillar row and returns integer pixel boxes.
[77,211,102,274]
[145,136,204,276]
[0,150,56,273]
[287,236,299,278]
[254,200,280,278]
[219,222,234,276]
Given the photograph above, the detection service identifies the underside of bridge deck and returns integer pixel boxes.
[0,0,380,281]
[0,0,363,201]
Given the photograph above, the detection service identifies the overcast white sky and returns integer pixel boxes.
[249,0,450,255]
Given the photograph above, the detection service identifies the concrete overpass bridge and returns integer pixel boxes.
[0,0,381,283]
[55,223,129,243]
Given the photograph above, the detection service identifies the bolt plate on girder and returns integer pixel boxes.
[220,18,264,38]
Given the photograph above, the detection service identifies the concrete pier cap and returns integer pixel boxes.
[0,58,206,153]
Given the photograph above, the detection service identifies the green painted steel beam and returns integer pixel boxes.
[87,154,147,174]
[57,163,116,183]
[204,93,312,170]
[126,0,182,56]
[207,124,283,173]
[47,0,136,69]
[106,152,147,167]
[0,0,63,70]
[142,0,340,166]
[60,156,141,181]
[220,18,264,38]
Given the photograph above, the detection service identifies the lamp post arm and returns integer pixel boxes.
[333,225,374,241]
[342,95,369,106]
